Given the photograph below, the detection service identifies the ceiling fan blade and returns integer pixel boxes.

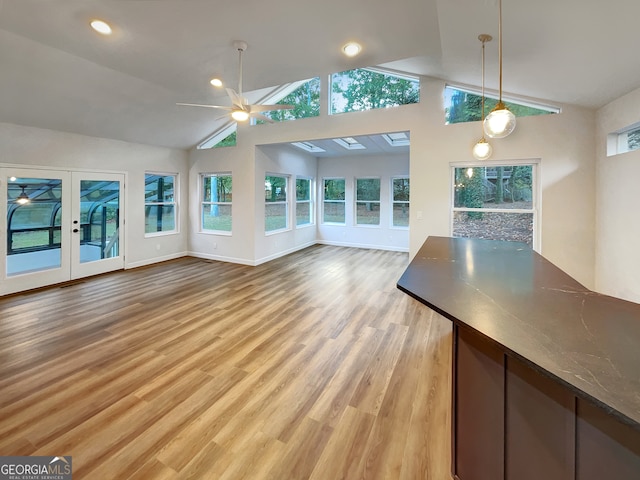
[176,103,232,111]
[251,112,275,124]
[226,88,247,109]
[248,104,294,113]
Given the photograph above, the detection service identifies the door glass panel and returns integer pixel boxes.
[79,180,120,264]
[6,177,63,276]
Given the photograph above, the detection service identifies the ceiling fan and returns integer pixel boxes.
[177,41,294,123]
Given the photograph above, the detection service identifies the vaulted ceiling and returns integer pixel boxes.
[1,0,639,150]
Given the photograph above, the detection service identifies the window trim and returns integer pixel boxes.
[450,159,540,250]
[200,172,233,236]
[144,172,178,237]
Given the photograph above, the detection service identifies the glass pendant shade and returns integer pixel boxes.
[231,109,250,122]
[483,104,517,139]
[472,138,493,160]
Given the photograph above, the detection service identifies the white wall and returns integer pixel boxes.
[317,154,409,251]
[0,122,189,269]
[595,87,640,303]
[188,77,597,288]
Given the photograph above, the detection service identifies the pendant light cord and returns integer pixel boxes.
[498,0,503,104]
[482,38,486,121]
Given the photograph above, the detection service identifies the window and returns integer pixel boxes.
[392,177,410,227]
[444,86,558,125]
[356,178,381,226]
[608,123,640,156]
[331,67,419,115]
[261,78,321,122]
[296,177,313,227]
[145,173,177,235]
[265,174,288,232]
[201,173,232,233]
[452,164,536,247]
[323,178,345,224]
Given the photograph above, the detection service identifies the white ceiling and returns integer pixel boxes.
[1,0,639,150]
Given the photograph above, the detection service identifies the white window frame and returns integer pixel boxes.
[265,173,290,234]
[391,176,410,229]
[295,176,314,228]
[144,172,178,237]
[322,177,346,225]
[201,172,232,235]
[450,159,540,251]
[355,176,381,227]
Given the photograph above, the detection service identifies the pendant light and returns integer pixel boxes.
[473,34,493,160]
[483,0,516,138]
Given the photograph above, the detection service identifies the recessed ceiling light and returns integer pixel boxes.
[342,42,362,57]
[210,78,223,87]
[90,20,112,35]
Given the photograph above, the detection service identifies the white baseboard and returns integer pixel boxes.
[187,251,255,266]
[125,251,188,269]
[316,240,409,253]
[253,241,318,266]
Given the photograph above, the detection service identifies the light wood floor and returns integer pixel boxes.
[0,245,452,479]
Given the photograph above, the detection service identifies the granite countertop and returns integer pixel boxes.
[397,236,640,430]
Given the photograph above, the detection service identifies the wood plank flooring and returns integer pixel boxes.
[0,245,452,479]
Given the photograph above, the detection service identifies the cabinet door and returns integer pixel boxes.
[506,357,575,480]
[576,399,640,480]
[454,326,504,480]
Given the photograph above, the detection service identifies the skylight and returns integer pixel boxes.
[291,141,326,153]
[333,137,366,150]
[382,132,410,147]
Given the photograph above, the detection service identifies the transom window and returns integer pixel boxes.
[608,123,640,156]
[145,173,177,235]
[331,68,419,115]
[201,173,232,233]
[444,86,558,125]
[452,163,537,247]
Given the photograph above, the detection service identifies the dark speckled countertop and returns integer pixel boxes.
[397,236,640,430]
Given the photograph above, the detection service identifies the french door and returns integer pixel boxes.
[1,168,125,296]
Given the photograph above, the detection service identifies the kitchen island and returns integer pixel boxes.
[397,236,640,480]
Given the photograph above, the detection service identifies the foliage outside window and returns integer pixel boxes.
[265,175,289,232]
[145,173,177,235]
[262,78,321,122]
[356,178,381,226]
[201,174,232,233]
[323,178,346,224]
[452,164,535,247]
[444,86,557,125]
[213,131,237,148]
[392,177,410,227]
[296,177,313,227]
[331,68,419,115]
